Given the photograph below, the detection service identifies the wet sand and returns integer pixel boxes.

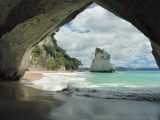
[0,71,160,120]
[22,71,73,81]
[21,71,73,90]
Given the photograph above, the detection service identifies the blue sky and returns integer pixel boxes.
[87,3,98,9]
[55,3,158,68]
[128,56,157,68]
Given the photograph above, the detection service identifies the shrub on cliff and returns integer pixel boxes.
[32,32,83,70]
[47,60,54,70]
[32,45,43,56]
[55,46,66,55]
[56,52,63,58]
[55,58,64,66]
[50,32,57,46]
[43,44,56,58]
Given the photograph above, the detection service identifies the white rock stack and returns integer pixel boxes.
[89,48,115,73]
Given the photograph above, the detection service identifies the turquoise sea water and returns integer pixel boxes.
[66,71,160,101]
[22,71,160,102]
[73,71,160,88]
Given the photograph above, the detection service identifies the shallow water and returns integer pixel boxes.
[1,81,160,120]
[21,71,160,102]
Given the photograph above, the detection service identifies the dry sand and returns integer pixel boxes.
[21,71,44,90]
[0,71,160,120]
[21,71,73,90]
[22,71,74,81]
[22,71,44,81]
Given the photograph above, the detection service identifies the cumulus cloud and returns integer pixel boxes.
[137,60,146,63]
[55,4,157,68]
[149,63,158,67]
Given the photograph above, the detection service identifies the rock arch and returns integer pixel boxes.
[0,0,160,80]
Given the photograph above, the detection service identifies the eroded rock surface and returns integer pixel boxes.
[89,48,115,73]
[0,0,92,80]
[1,0,160,80]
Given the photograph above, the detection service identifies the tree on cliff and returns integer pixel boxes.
[32,45,43,56]
[50,32,57,46]
[43,44,56,58]
[48,32,83,70]
[31,32,83,70]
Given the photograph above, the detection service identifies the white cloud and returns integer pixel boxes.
[149,63,158,67]
[55,5,155,68]
[145,55,155,61]
[137,60,146,63]
[130,63,145,67]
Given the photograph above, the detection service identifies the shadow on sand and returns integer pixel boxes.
[0,81,160,120]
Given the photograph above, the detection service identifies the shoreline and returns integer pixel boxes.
[21,71,44,90]
[21,71,76,91]
[22,70,75,81]
[0,71,160,119]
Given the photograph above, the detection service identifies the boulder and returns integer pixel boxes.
[89,48,115,73]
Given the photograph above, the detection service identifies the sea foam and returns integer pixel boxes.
[21,72,160,102]
[30,72,85,91]
[65,84,160,102]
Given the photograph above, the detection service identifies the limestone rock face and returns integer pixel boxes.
[1,0,160,80]
[89,48,115,73]
[0,0,92,80]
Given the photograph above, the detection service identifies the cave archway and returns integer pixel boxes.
[0,0,160,80]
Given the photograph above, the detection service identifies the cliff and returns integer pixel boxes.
[0,0,92,80]
[1,0,160,80]
[89,48,115,73]
[27,36,66,71]
[27,33,82,71]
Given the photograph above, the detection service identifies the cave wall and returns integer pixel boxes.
[0,0,160,80]
[0,0,92,80]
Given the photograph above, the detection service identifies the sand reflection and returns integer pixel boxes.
[0,81,160,120]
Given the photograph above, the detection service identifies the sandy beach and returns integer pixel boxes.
[0,71,160,120]
[21,71,73,90]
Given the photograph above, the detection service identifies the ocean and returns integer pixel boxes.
[21,71,160,102]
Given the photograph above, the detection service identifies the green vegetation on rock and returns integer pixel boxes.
[47,60,54,70]
[43,44,56,58]
[32,45,43,56]
[30,32,83,70]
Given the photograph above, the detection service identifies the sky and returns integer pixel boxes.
[55,3,158,68]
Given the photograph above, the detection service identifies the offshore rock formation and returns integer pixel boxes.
[89,48,115,73]
[93,0,160,69]
[1,0,160,80]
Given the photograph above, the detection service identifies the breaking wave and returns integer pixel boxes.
[22,72,86,91]
[64,83,160,102]
[21,72,160,102]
